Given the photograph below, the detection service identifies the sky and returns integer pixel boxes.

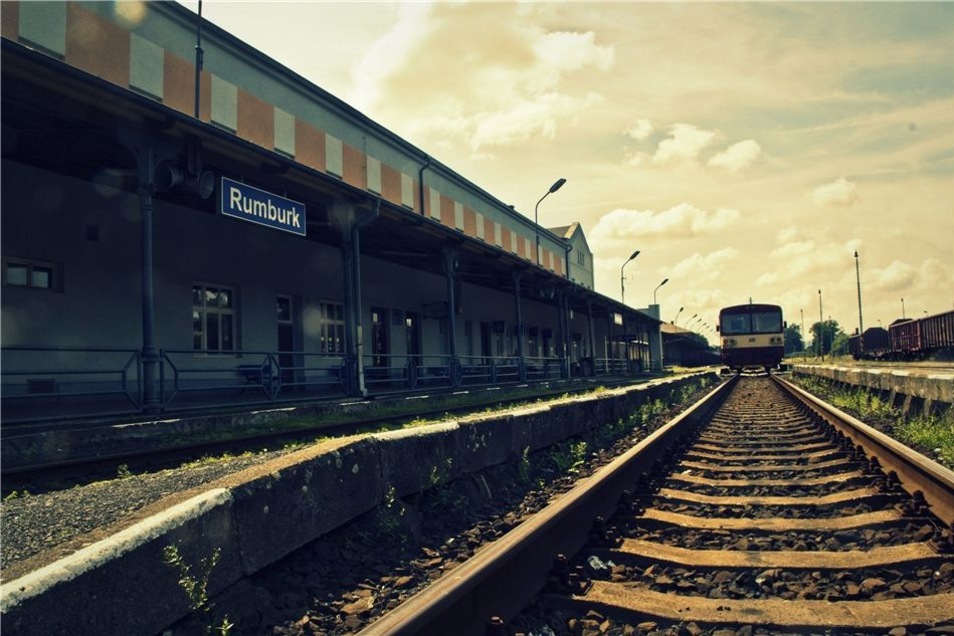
[187,1,953,345]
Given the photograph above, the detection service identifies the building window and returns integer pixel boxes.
[319,302,345,354]
[577,251,586,267]
[193,283,235,352]
[3,258,58,290]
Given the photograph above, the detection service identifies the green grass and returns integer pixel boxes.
[894,411,954,467]
[793,374,953,469]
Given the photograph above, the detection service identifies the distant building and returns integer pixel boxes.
[660,323,719,367]
[549,222,594,291]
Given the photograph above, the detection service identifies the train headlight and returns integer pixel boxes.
[725,339,736,347]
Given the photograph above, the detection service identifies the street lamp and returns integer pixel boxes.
[619,250,640,305]
[672,306,684,324]
[653,278,669,304]
[686,313,698,328]
[818,289,823,359]
[534,178,567,265]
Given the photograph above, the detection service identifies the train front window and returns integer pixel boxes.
[721,314,751,334]
[752,312,782,333]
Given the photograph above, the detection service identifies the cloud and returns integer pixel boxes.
[812,177,860,207]
[469,92,605,150]
[590,203,742,243]
[625,119,654,141]
[623,151,648,167]
[652,124,718,166]
[670,248,741,282]
[708,139,762,172]
[350,3,614,154]
[756,229,861,287]
[871,260,917,291]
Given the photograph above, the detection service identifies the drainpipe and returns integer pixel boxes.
[418,155,431,217]
[564,243,573,284]
[194,0,204,119]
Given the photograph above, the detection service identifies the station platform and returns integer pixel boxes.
[791,362,954,416]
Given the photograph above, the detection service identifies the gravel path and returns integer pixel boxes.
[1,450,288,578]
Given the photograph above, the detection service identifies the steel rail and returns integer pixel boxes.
[775,374,954,527]
[356,375,738,636]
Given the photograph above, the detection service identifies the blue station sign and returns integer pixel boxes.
[219,177,306,236]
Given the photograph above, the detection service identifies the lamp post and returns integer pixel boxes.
[855,251,864,353]
[672,306,684,324]
[653,278,669,304]
[800,308,804,353]
[534,178,566,265]
[619,250,640,305]
[818,289,823,359]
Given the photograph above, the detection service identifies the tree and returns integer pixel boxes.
[784,324,804,354]
[831,332,851,356]
[810,319,843,356]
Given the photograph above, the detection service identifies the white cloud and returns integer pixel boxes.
[812,177,859,207]
[871,260,917,291]
[350,3,614,154]
[652,124,718,166]
[626,119,654,141]
[771,239,816,259]
[776,227,799,243]
[708,139,762,172]
[469,92,605,151]
[623,151,647,167]
[670,248,740,282]
[590,203,741,242]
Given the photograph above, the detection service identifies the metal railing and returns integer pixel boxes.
[1,346,143,422]
[159,349,346,411]
[1,345,650,423]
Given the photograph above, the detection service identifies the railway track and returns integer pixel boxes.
[358,374,954,635]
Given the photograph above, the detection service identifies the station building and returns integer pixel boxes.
[0,1,662,423]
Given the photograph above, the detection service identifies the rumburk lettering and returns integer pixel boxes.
[227,186,302,229]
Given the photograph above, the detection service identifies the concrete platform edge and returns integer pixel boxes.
[0,372,715,636]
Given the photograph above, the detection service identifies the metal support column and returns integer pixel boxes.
[341,225,359,396]
[340,200,379,397]
[443,247,461,386]
[556,290,568,378]
[512,271,526,382]
[135,144,160,412]
[586,300,596,377]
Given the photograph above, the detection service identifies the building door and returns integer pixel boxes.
[405,311,421,360]
[277,295,295,385]
[370,306,389,369]
[480,322,492,362]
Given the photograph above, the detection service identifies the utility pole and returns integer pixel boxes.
[855,251,864,354]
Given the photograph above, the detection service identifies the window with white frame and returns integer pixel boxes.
[319,301,345,354]
[192,283,236,352]
[3,257,58,290]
